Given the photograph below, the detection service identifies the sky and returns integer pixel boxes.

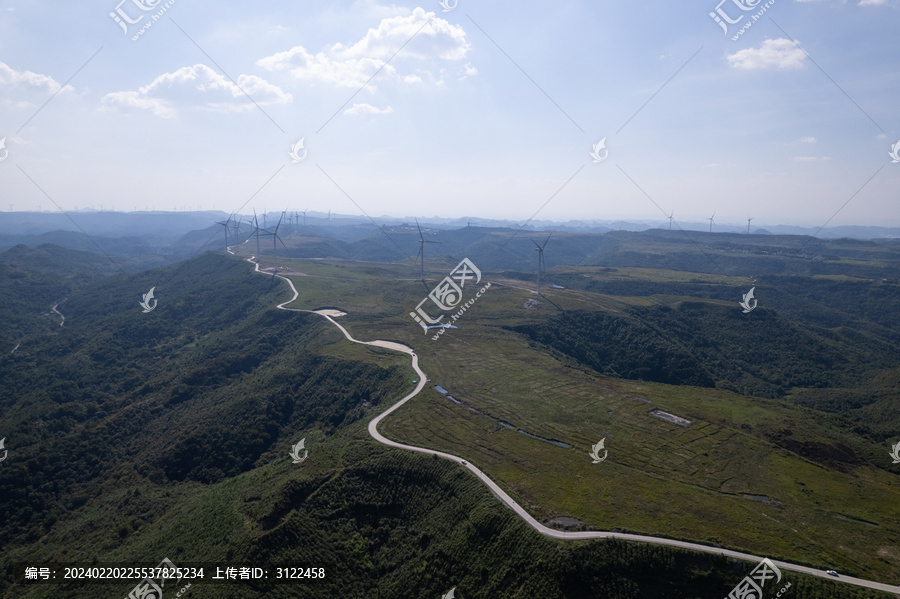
[0,0,898,228]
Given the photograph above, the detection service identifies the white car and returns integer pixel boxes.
[825,570,838,577]
[461,461,467,465]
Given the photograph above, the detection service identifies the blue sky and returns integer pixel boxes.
[1,0,898,227]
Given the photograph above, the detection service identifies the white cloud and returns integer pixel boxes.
[727,38,806,70]
[859,0,887,5]
[0,61,74,94]
[101,64,291,118]
[799,136,817,143]
[256,7,470,89]
[458,61,477,81]
[101,90,174,118]
[257,45,396,89]
[343,103,394,116]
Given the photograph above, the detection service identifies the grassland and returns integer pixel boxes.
[266,255,900,584]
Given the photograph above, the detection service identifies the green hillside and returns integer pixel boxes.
[1,245,898,598]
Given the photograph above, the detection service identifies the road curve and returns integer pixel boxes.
[51,301,66,327]
[256,261,900,596]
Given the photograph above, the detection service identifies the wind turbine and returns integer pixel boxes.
[415,219,439,286]
[216,213,233,251]
[246,209,261,263]
[708,212,716,233]
[667,211,674,230]
[747,217,753,234]
[532,233,552,296]
[231,215,243,244]
[261,211,287,278]
[301,208,307,226]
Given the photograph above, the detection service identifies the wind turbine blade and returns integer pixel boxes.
[276,234,287,249]
[531,239,541,248]
[542,232,552,249]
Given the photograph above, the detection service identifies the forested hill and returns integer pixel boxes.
[511,303,899,398]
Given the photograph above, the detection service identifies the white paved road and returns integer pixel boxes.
[258,262,900,596]
[51,301,65,327]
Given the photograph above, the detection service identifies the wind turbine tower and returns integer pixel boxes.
[708,212,716,233]
[216,214,233,251]
[667,212,674,230]
[532,233,552,296]
[747,217,753,234]
[415,219,439,286]
[250,209,261,262]
[231,215,242,245]
[261,212,287,278]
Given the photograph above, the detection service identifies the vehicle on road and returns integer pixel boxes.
[461,461,467,465]
[826,570,838,577]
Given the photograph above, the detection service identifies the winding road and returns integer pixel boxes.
[253,258,900,596]
[51,301,66,327]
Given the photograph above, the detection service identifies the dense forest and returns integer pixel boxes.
[510,302,899,398]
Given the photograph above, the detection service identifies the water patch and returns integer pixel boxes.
[650,408,691,426]
[517,429,570,448]
[426,324,458,329]
[742,494,780,506]
[439,394,569,447]
[834,513,878,527]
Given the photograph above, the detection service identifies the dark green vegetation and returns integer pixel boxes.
[2,231,899,598]
[510,301,896,398]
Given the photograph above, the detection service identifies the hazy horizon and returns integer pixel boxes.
[1,1,898,228]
